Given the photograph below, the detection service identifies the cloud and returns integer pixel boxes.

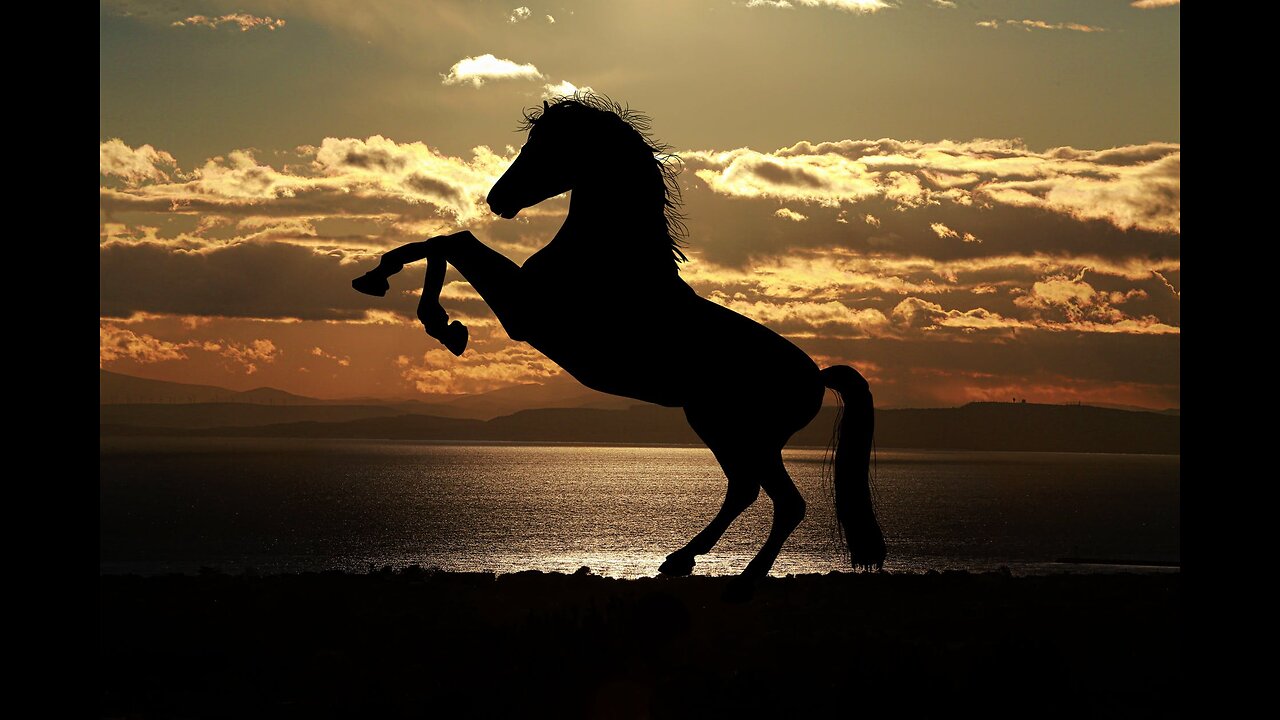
[1014,269,1096,319]
[1001,269,1176,334]
[101,136,516,226]
[100,139,178,185]
[690,148,880,206]
[746,0,892,12]
[1131,0,1178,8]
[979,152,1179,233]
[892,293,1176,335]
[1152,270,1180,298]
[685,139,1180,235]
[100,325,191,364]
[508,6,531,23]
[710,294,892,338]
[398,345,560,394]
[100,323,281,373]
[681,249,1179,339]
[546,15,555,23]
[930,222,981,244]
[311,346,352,366]
[100,240,395,321]
[100,131,1182,382]
[930,1,956,7]
[892,297,1034,333]
[210,339,280,374]
[441,53,544,87]
[172,14,286,31]
[977,19,1107,33]
[542,80,594,99]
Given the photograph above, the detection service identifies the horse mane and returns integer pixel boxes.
[518,91,690,264]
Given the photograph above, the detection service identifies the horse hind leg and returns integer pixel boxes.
[661,439,805,602]
[659,407,764,577]
[659,464,759,577]
[725,454,805,601]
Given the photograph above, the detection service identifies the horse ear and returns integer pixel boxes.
[543,100,549,111]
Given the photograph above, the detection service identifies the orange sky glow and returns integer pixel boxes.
[101,1,1179,409]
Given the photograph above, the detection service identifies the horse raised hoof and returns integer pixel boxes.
[658,551,696,577]
[721,574,759,604]
[440,321,468,356]
[352,272,390,297]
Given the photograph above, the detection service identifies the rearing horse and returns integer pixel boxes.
[353,94,885,593]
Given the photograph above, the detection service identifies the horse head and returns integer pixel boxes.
[487,97,651,210]
[486,93,689,263]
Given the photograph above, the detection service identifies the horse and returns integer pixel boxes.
[352,93,885,597]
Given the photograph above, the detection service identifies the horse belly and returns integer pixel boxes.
[529,329,688,407]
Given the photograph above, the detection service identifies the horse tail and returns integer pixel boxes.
[820,365,886,571]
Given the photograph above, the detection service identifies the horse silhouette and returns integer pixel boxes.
[353,93,885,597]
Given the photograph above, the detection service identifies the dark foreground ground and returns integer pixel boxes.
[101,569,1180,719]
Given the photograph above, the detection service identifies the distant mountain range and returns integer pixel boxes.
[101,369,332,406]
[101,371,1179,455]
[100,369,633,420]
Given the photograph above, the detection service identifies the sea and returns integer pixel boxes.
[100,438,1180,578]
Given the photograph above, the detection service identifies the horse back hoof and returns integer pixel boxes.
[442,321,468,356]
[658,554,695,577]
[352,273,389,297]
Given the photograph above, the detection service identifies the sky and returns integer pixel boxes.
[100,0,1181,409]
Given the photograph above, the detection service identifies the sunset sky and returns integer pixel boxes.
[100,0,1180,409]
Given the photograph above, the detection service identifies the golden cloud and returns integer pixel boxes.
[397,345,560,394]
[440,54,544,87]
[100,139,178,185]
[100,323,283,373]
[976,19,1106,33]
[172,13,286,31]
[101,138,514,227]
[100,324,191,365]
[686,139,1180,234]
[746,0,891,12]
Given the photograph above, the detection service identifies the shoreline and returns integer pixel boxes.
[101,434,1183,458]
[101,568,1180,717]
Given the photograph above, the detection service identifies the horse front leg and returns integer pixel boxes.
[352,231,525,356]
[351,237,437,297]
[416,254,468,356]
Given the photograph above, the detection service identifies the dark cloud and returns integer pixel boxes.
[101,241,423,321]
[678,182,1179,269]
[404,173,466,206]
[336,147,409,173]
[748,160,827,188]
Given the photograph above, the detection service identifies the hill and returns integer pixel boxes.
[103,401,1180,454]
[100,369,332,406]
[100,370,633,419]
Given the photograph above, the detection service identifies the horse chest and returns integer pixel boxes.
[519,253,611,305]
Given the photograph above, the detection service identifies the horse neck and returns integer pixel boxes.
[558,170,674,274]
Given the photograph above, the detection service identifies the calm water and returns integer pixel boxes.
[100,439,1180,577]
